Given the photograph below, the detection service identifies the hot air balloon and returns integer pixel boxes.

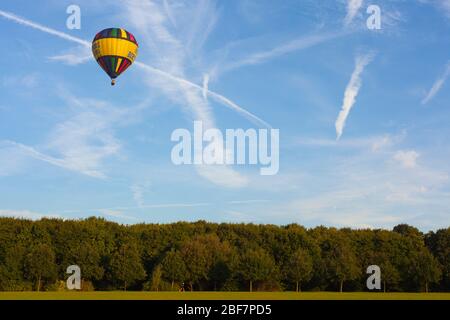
[92,28,138,86]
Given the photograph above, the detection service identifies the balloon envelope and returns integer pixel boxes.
[92,28,138,85]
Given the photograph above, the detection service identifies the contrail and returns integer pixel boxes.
[135,62,272,128]
[224,31,348,74]
[0,10,90,46]
[344,0,364,26]
[0,9,271,128]
[422,61,450,104]
[202,74,209,100]
[335,53,374,140]
[3,140,105,178]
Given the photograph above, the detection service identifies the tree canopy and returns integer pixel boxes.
[0,217,448,292]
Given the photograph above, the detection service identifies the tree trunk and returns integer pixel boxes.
[425,282,429,293]
[190,282,193,292]
[296,281,299,293]
[124,281,127,291]
[37,276,41,292]
[340,280,344,293]
[171,280,174,291]
[250,280,253,292]
[384,281,386,293]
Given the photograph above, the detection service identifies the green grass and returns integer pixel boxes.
[0,291,449,300]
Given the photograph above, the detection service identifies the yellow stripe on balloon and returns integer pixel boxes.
[120,28,127,39]
[92,38,138,62]
[116,58,123,72]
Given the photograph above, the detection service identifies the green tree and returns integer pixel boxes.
[161,249,186,290]
[65,242,104,287]
[0,244,28,291]
[321,233,360,292]
[411,249,442,292]
[180,239,211,291]
[149,264,163,291]
[24,244,57,291]
[239,247,277,292]
[284,248,313,292]
[109,243,146,290]
[425,228,450,290]
[379,260,400,292]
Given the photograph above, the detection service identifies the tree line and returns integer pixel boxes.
[0,217,448,292]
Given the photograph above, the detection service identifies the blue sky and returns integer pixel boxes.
[0,0,449,230]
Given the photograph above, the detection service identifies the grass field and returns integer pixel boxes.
[0,292,449,300]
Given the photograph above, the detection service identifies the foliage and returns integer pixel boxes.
[0,217,448,292]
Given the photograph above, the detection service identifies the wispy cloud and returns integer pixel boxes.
[0,10,90,46]
[61,202,212,214]
[442,0,450,18]
[99,209,139,221]
[130,182,152,208]
[228,200,270,204]
[49,46,92,65]
[1,93,126,178]
[0,8,270,129]
[420,0,450,19]
[296,134,400,152]
[120,0,255,188]
[202,74,209,100]
[195,164,249,188]
[273,148,449,229]
[2,73,39,88]
[393,150,420,169]
[0,7,271,187]
[335,52,374,140]
[0,209,60,220]
[422,61,450,104]
[344,0,364,26]
[222,31,348,74]
[3,140,107,178]
[135,62,271,128]
[163,0,178,28]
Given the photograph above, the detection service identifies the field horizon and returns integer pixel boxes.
[1,291,449,300]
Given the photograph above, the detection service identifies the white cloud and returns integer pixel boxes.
[344,0,364,25]
[120,0,252,187]
[393,150,420,169]
[49,46,92,65]
[0,209,60,220]
[202,74,209,101]
[335,52,374,140]
[422,61,450,104]
[0,142,28,176]
[61,202,212,214]
[2,93,126,178]
[419,0,450,19]
[3,140,107,178]
[443,0,450,17]
[130,183,151,207]
[272,155,448,229]
[0,10,90,46]
[296,134,399,152]
[2,73,39,88]
[222,31,348,73]
[0,8,270,129]
[98,209,138,221]
[195,164,249,188]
